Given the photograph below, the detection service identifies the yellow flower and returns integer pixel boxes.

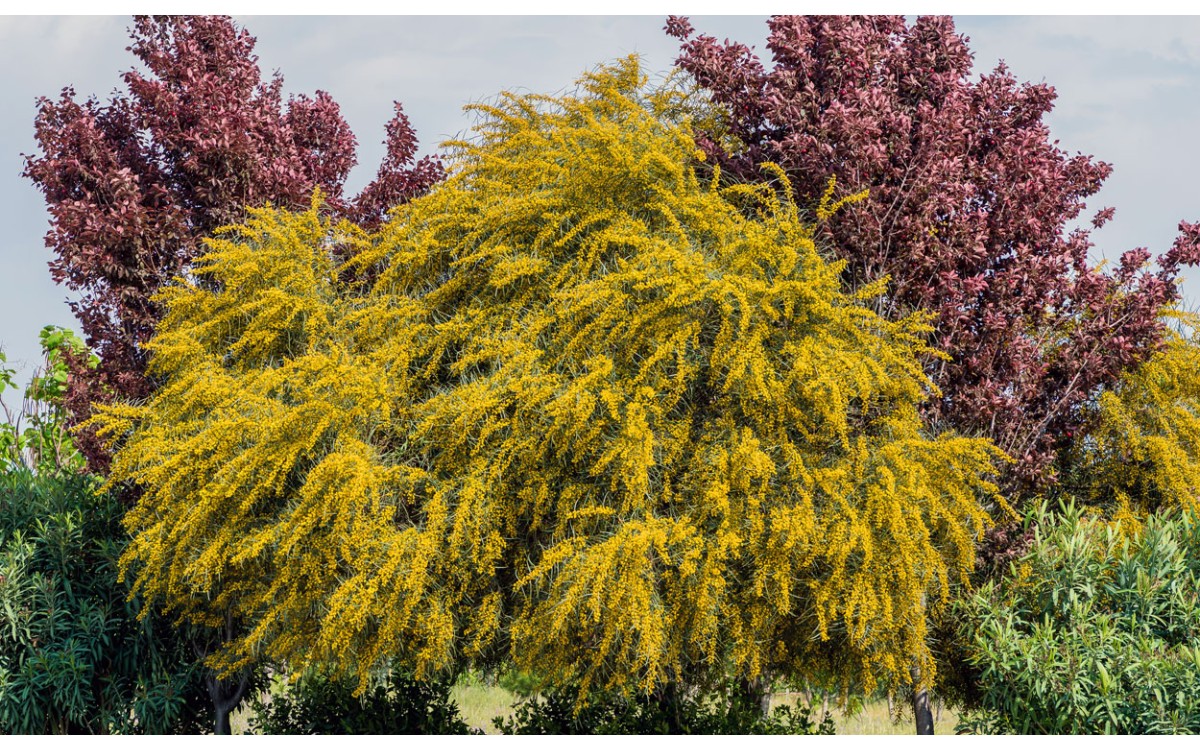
[94,56,1003,697]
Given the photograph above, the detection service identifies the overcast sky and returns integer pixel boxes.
[3,15,1200,385]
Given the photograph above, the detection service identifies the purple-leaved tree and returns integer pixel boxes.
[24,15,443,474]
[667,14,1200,493]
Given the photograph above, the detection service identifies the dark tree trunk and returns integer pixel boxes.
[207,670,250,735]
[657,681,684,733]
[194,611,252,735]
[911,664,934,735]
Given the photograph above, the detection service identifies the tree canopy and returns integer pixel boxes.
[1062,313,1200,518]
[95,57,1004,699]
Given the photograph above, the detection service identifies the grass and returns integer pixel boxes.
[450,679,518,734]
[765,692,959,735]
[823,697,959,735]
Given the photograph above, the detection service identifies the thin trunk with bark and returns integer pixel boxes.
[911,664,934,735]
[194,611,252,735]
[207,670,250,735]
[736,676,772,719]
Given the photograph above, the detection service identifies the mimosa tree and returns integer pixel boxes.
[95,58,1005,704]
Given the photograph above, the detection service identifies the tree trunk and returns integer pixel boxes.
[208,669,250,735]
[910,664,934,735]
[736,676,772,719]
[194,610,252,735]
[655,680,684,733]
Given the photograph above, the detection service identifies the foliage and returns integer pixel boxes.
[666,15,1200,491]
[1,333,207,733]
[495,684,835,735]
[1,326,95,473]
[957,504,1200,734]
[0,469,209,733]
[248,665,474,735]
[1061,313,1200,517]
[93,57,1004,701]
[23,14,442,472]
[493,666,539,699]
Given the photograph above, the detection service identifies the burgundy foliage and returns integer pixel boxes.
[668,15,1200,492]
[24,16,443,471]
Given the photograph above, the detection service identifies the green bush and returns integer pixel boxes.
[1,329,209,733]
[957,504,1200,734]
[495,683,835,735]
[248,666,475,734]
[0,469,209,733]
[496,666,540,698]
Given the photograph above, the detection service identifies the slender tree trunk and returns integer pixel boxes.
[736,676,772,719]
[910,664,934,735]
[195,611,252,735]
[208,670,250,735]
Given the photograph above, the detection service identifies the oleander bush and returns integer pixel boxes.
[957,504,1200,734]
[0,469,209,734]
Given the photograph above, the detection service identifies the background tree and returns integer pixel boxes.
[1058,312,1200,518]
[1,326,94,473]
[665,14,1200,492]
[23,14,442,473]
[93,58,1004,709]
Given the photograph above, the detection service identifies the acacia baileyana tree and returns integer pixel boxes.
[95,59,1004,699]
[1062,313,1200,519]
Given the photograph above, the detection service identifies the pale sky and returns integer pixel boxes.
[3,15,1200,384]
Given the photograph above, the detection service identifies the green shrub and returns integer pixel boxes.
[1,328,209,733]
[0,470,208,733]
[957,504,1200,734]
[248,666,475,734]
[495,683,835,735]
[496,666,540,698]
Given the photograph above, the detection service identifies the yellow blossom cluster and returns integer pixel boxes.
[1077,312,1200,519]
[93,56,1004,697]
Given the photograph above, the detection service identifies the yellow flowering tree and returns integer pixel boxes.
[95,57,1005,700]
[1065,314,1200,518]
